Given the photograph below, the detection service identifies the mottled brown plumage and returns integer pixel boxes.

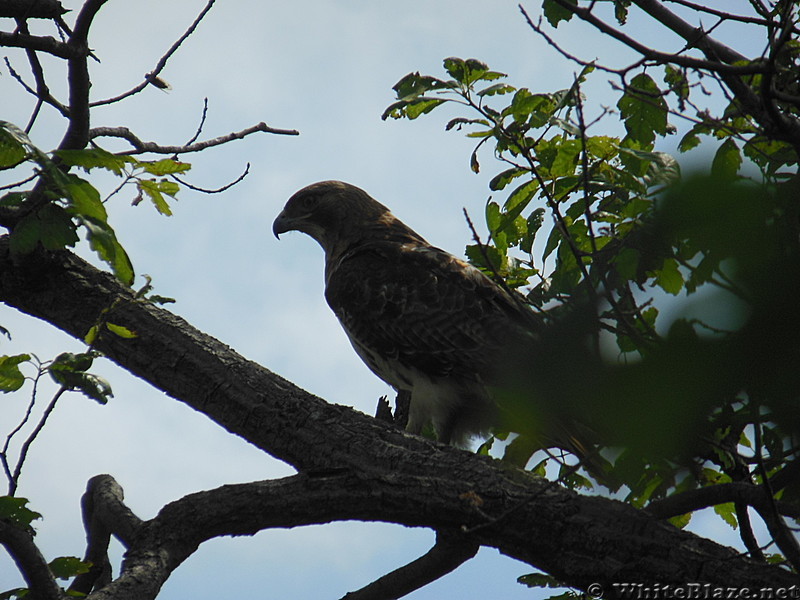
[273,181,539,446]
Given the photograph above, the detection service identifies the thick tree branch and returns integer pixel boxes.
[0,236,796,595]
[70,474,144,595]
[0,519,63,600]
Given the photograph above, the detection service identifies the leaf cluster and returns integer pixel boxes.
[1,122,190,286]
[384,53,800,576]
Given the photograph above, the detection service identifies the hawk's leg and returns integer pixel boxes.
[394,389,411,430]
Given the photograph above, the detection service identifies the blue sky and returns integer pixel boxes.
[1,1,765,598]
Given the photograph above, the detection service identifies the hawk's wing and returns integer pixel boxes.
[324,239,537,389]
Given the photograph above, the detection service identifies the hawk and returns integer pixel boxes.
[273,180,542,447]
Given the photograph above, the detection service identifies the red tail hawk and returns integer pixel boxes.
[273,181,540,446]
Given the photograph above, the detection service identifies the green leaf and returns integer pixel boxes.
[9,204,79,255]
[664,65,689,102]
[392,72,450,101]
[653,258,683,296]
[476,436,494,455]
[84,325,99,346]
[56,148,133,175]
[81,218,135,286]
[410,98,448,120]
[678,131,701,153]
[617,73,669,148]
[542,0,576,27]
[500,180,538,232]
[0,586,28,599]
[469,146,481,174]
[49,556,91,580]
[542,224,561,260]
[517,572,564,589]
[140,158,191,176]
[0,128,27,168]
[486,201,504,243]
[48,352,113,404]
[443,57,500,85]
[65,175,107,222]
[477,82,515,97]
[711,138,742,179]
[0,496,41,529]
[668,512,692,529]
[489,167,528,191]
[0,354,31,392]
[614,247,639,281]
[465,243,505,273]
[521,208,545,254]
[445,117,490,132]
[502,434,539,467]
[550,139,581,177]
[106,323,137,339]
[714,502,738,529]
[508,89,558,127]
[137,180,174,216]
[615,0,631,25]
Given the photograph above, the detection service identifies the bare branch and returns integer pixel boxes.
[0,520,63,600]
[14,17,62,130]
[735,503,767,562]
[541,0,760,73]
[8,387,68,495]
[171,163,250,194]
[646,482,800,520]
[3,57,70,117]
[0,30,73,58]
[59,0,110,151]
[91,0,217,107]
[89,122,299,155]
[185,98,209,147]
[340,531,479,600]
[70,474,144,596]
[663,0,776,26]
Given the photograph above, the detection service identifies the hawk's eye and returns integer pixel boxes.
[300,194,320,211]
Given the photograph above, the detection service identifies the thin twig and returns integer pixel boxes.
[91,0,217,107]
[89,122,299,155]
[9,386,68,495]
[1,362,42,493]
[663,0,775,26]
[171,162,250,194]
[186,97,209,146]
[3,57,69,117]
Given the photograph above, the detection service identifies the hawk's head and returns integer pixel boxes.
[273,181,393,255]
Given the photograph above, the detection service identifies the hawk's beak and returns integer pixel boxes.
[272,210,292,239]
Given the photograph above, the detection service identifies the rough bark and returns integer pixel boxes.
[0,236,796,594]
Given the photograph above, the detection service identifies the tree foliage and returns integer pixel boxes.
[381,0,800,587]
[0,1,798,599]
